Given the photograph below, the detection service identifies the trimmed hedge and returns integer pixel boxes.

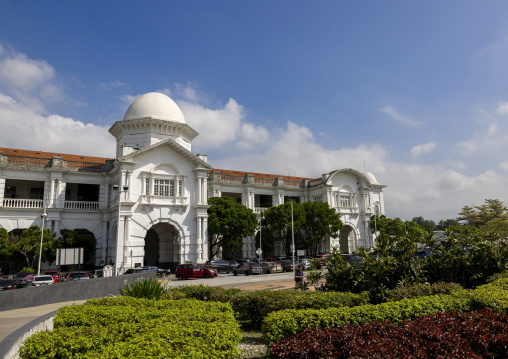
[262,277,508,344]
[19,297,241,359]
[165,285,369,328]
[385,282,463,302]
[470,277,508,314]
[270,308,508,358]
[261,289,472,344]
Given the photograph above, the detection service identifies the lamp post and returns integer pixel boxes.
[373,201,379,246]
[37,204,47,276]
[291,198,295,272]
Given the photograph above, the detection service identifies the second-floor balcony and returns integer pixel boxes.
[64,201,100,210]
[2,198,43,209]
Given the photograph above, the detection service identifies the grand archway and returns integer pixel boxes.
[144,223,179,271]
[339,225,357,254]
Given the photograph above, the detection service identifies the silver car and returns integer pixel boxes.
[32,275,55,286]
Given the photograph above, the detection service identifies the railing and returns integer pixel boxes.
[64,201,100,210]
[221,174,244,183]
[284,180,301,188]
[65,161,107,172]
[254,207,271,214]
[4,155,49,167]
[2,199,43,208]
[254,177,274,185]
[308,178,322,187]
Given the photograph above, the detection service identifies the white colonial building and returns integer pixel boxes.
[0,92,385,273]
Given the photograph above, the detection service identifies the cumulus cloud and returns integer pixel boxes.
[410,142,437,160]
[178,98,244,149]
[379,105,421,126]
[0,48,63,111]
[0,93,115,157]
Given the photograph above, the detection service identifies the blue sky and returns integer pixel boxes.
[1,1,508,222]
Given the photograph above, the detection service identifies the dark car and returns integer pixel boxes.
[205,259,235,273]
[67,272,89,281]
[14,272,33,288]
[0,279,16,290]
[232,262,263,276]
[280,260,294,272]
[123,268,151,275]
[137,266,171,278]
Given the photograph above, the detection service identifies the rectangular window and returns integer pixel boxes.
[340,195,351,207]
[153,179,177,197]
[178,181,182,196]
[169,180,175,196]
[145,179,149,195]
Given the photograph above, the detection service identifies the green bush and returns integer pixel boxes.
[162,285,369,328]
[261,289,473,344]
[385,282,463,302]
[20,297,241,359]
[486,271,508,283]
[469,277,508,314]
[119,278,168,300]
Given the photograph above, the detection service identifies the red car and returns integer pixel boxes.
[44,271,60,283]
[175,264,217,280]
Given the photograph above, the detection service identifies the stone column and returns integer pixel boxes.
[49,178,55,208]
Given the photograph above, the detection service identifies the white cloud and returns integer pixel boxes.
[178,98,244,149]
[0,46,64,111]
[236,123,270,150]
[410,142,436,160]
[379,105,421,126]
[497,101,508,115]
[0,93,115,157]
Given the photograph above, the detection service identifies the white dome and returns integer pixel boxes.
[363,171,379,184]
[123,92,185,123]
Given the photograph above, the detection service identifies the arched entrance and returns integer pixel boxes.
[339,225,357,254]
[144,223,179,271]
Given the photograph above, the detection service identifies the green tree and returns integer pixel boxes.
[262,201,305,255]
[457,199,508,227]
[56,229,96,263]
[301,201,343,256]
[411,216,436,231]
[207,196,258,259]
[2,226,56,270]
[436,219,459,230]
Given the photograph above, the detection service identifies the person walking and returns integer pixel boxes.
[295,265,304,289]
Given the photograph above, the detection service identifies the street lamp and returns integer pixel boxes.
[37,205,47,276]
[113,183,128,276]
[373,201,379,246]
[290,198,295,272]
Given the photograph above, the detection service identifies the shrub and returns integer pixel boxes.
[385,282,463,302]
[469,277,508,314]
[486,271,508,283]
[20,297,241,359]
[270,308,508,358]
[261,289,472,344]
[119,277,167,300]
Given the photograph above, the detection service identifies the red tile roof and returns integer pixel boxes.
[0,147,113,164]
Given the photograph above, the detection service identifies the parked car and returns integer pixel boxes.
[0,273,5,279]
[297,258,312,270]
[123,268,151,275]
[228,259,240,268]
[44,271,60,283]
[32,275,55,286]
[137,266,171,278]
[262,262,283,274]
[175,264,217,280]
[232,262,263,276]
[341,254,363,268]
[67,272,89,281]
[0,279,16,290]
[14,272,33,288]
[205,259,235,273]
[415,249,433,260]
[280,260,294,272]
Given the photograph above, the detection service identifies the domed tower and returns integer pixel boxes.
[109,92,199,158]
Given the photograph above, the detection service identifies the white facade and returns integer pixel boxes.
[0,92,385,273]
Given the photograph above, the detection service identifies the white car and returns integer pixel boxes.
[32,275,55,286]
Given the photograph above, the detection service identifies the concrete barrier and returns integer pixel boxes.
[0,272,157,312]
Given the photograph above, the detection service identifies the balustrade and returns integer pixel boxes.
[64,201,100,210]
[2,198,43,208]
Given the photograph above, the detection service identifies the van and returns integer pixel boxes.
[175,263,217,280]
